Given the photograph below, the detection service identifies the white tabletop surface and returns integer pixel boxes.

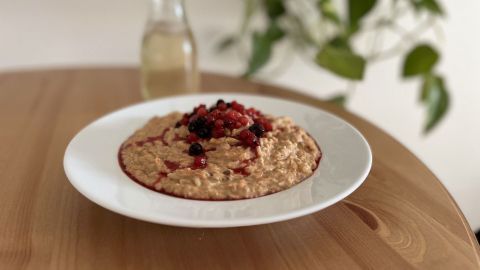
[1,0,479,230]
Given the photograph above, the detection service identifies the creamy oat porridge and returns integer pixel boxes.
[119,100,321,200]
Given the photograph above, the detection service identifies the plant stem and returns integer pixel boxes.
[368,15,436,62]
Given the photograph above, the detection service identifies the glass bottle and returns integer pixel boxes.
[141,0,199,99]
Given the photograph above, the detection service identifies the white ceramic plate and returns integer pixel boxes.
[64,94,372,228]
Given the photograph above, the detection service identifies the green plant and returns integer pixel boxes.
[219,0,449,133]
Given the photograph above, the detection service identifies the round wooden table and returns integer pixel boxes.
[0,68,478,269]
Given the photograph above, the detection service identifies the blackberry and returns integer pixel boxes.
[188,143,204,156]
[197,127,211,138]
[188,117,206,132]
[248,123,265,137]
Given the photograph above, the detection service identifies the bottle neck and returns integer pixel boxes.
[149,0,186,23]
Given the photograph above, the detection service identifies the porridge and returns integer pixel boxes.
[119,99,321,200]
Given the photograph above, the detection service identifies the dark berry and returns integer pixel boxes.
[188,122,198,132]
[226,102,232,108]
[216,99,225,106]
[224,119,234,129]
[193,155,207,169]
[188,117,206,132]
[175,122,181,128]
[189,143,204,156]
[217,103,227,111]
[197,127,211,138]
[249,123,265,137]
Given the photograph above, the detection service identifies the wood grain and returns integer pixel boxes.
[0,67,478,269]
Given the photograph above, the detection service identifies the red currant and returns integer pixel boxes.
[186,133,199,143]
[193,156,207,169]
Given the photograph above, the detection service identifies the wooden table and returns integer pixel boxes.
[0,68,479,269]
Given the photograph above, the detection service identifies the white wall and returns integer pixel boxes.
[0,0,478,230]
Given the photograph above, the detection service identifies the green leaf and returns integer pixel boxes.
[421,74,449,132]
[318,0,341,25]
[263,0,286,20]
[348,0,377,30]
[216,36,236,52]
[243,23,285,78]
[315,45,366,80]
[328,36,352,51]
[411,0,444,15]
[403,44,439,77]
[326,94,347,107]
[265,21,285,41]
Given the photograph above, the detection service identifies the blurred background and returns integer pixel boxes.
[0,0,479,231]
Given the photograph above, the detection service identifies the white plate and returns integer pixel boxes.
[64,94,372,228]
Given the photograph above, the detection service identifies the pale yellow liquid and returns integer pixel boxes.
[141,22,199,99]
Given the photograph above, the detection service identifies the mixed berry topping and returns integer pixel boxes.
[175,99,273,169]
[177,99,271,144]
